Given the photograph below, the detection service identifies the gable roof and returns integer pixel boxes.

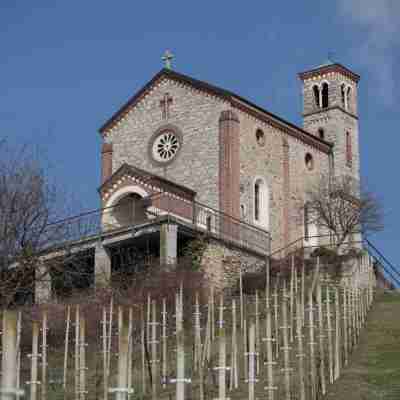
[99,162,196,199]
[99,68,333,153]
[298,62,360,83]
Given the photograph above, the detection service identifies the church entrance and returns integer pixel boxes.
[113,193,147,228]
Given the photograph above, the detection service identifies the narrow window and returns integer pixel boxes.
[341,84,346,108]
[346,87,352,111]
[313,85,320,108]
[321,82,329,108]
[305,153,314,171]
[254,182,260,222]
[346,131,352,167]
[318,128,325,140]
[256,129,265,146]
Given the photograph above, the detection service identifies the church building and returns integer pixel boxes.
[91,56,361,290]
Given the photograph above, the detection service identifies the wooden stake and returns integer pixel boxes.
[248,323,256,400]
[217,296,226,400]
[230,299,238,390]
[127,307,133,398]
[281,282,291,400]
[334,287,341,381]
[289,255,295,343]
[308,292,317,400]
[255,290,260,375]
[194,293,201,372]
[116,309,129,400]
[63,306,71,391]
[326,286,334,384]
[211,286,215,342]
[295,299,305,400]
[75,306,80,400]
[239,270,244,332]
[317,283,327,395]
[151,301,158,400]
[301,261,305,327]
[264,302,276,400]
[161,298,168,389]
[30,321,40,400]
[15,311,22,399]
[141,309,146,395]
[108,297,114,376]
[102,308,108,400]
[79,315,86,400]
[41,311,48,400]
[342,287,349,367]
[273,284,279,360]
[176,293,185,400]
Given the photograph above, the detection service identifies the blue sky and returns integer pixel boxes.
[0,1,398,268]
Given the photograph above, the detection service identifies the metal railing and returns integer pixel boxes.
[42,192,271,255]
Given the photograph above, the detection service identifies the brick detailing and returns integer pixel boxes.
[346,131,352,167]
[219,110,240,220]
[282,138,290,250]
[101,143,113,184]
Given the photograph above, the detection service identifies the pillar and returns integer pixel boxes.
[160,223,177,266]
[35,263,51,304]
[95,242,111,287]
[219,110,240,220]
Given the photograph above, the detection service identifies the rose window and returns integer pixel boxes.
[152,131,180,163]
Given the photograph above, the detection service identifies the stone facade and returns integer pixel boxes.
[103,77,228,210]
[99,63,360,264]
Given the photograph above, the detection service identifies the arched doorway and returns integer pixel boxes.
[113,193,147,227]
[103,185,149,230]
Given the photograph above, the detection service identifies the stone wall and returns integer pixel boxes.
[201,238,265,291]
[103,77,228,210]
[236,110,331,252]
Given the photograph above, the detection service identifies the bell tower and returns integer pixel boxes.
[299,61,361,186]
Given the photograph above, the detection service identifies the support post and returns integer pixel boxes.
[160,223,178,267]
[95,243,111,288]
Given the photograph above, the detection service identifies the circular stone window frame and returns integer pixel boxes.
[148,124,183,167]
[305,152,314,171]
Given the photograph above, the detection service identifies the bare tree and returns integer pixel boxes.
[0,140,94,307]
[305,173,383,251]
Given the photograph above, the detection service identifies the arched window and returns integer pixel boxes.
[256,129,265,146]
[313,85,320,108]
[346,87,352,111]
[341,84,346,108]
[305,153,314,171]
[253,178,269,230]
[318,128,325,140]
[346,131,352,167]
[321,82,329,108]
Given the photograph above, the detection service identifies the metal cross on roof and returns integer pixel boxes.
[162,50,174,69]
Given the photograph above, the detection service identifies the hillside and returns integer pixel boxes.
[325,290,400,400]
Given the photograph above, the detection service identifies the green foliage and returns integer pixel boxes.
[181,236,207,271]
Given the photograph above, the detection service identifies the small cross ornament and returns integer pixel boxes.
[162,50,174,69]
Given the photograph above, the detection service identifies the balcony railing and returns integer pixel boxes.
[43,192,270,255]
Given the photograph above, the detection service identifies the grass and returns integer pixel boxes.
[325,290,400,400]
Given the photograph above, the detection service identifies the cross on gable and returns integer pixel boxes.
[160,92,173,120]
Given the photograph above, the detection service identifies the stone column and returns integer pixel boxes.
[35,263,51,304]
[160,223,177,266]
[95,242,111,287]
